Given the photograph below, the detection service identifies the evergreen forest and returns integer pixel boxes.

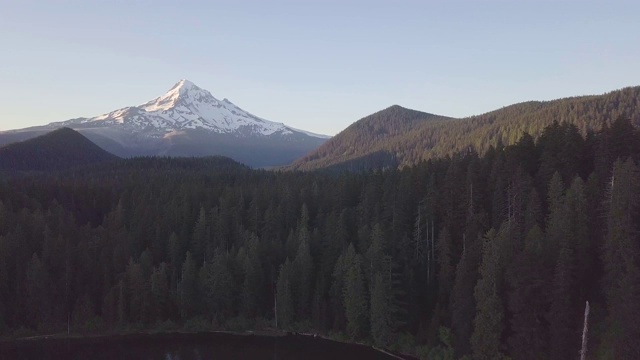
[292,86,640,171]
[1,118,640,359]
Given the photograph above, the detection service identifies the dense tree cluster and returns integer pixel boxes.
[292,86,640,171]
[1,118,640,358]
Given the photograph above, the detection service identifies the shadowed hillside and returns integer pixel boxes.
[0,127,119,172]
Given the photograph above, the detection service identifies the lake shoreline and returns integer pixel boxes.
[0,329,418,359]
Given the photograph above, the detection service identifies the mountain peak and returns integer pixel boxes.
[44,79,329,141]
[173,79,199,92]
[139,79,211,113]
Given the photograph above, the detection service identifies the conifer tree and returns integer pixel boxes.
[602,159,640,357]
[241,233,263,318]
[343,255,368,339]
[200,252,234,322]
[25,253,49,328]
[191,206,209,264]
[178,252,198,320]
[471,228,507,360]
[276,259,294,328]
[330,243,357,330]
[450,232,481,357]
[370,272,392,347]
[507,225,550,359]
[437,227,454,306]
[150,263,170,320]
[293,226,313,319]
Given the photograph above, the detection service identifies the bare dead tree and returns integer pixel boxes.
[580,301,590,360]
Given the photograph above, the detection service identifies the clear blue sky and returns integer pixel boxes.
[1,0,638,135]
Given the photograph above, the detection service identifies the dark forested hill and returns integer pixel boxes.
[0,127,119,172]
[292,86,640,171]
[290,105,453,171]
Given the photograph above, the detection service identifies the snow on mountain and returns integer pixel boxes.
[59,80,326,138]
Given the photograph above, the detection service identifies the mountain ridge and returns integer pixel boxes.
[291,85,640,171]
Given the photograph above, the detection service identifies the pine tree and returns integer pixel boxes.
[450,232,481,358]
[191,206,209,264]
[25,253,49,328]
[200,252,234,322]
[125,258,147,323]
[178,252,198,320]
[547,176,586,360]
[370,272,392,347]
[293,226,313,319]
[601,159,640,358]
[330,243,357,330]
[564,177,590,302]
[507,225,550,359]
[150,262,170,321]
[436,227,454,307]
[276,259,294,328]
[241,233,264,318]
[471,228,507,360]
[343,255,369,339]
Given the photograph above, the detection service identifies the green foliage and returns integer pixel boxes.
[507,225,549,359]
[425,327,455,360]
[178,252,198,320]
[0,119,639,360]
[276,259,294,328]
[450,231,481,358]
[343,255,369,340]
[293,86,640,171]
[199,253,234,322]
[472,228,507,360]
[292,227,313,319]
[25,253,52,329]
[183,316,211,332]
[241,233,264,318]
[370,273,392,347]
[151,319,178,333]
[601,159,640,358]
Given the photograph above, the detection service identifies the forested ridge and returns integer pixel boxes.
[1,118,640,359]
[292,86,640,171]
[0,127,119,172]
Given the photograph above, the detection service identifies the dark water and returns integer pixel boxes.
[0,332,400,360]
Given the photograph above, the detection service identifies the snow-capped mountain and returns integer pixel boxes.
[1,80,329,168]
[52,79,328,138]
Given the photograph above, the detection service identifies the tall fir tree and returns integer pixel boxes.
[601,159,640,358]
[471,228,507,360]
[343,255,369,340]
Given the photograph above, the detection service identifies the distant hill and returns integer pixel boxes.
[290,105,452,170]
[291,86,640,171]
[0,127,119,172]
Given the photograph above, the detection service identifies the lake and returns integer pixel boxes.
[0,332,404,360]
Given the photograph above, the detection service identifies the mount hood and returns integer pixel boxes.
[1,80,329,168]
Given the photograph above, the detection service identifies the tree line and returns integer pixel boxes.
[0,118,639,358]
[292,86,640,171]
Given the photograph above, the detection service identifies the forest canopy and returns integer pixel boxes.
[1,118,639,358]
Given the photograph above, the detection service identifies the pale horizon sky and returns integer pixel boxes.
[1,0,639,136]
